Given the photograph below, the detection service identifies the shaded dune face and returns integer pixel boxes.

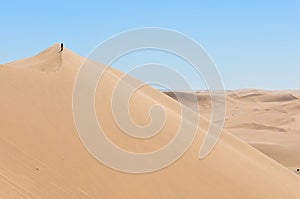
[0,45,300,198]
[165,90,300,170]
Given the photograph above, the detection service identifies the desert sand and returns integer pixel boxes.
[0,44,300,198]
[165,90,300,171]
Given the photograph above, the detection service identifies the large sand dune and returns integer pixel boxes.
[1,44,300,198]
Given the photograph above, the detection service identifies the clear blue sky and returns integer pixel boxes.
[1,0,299,89]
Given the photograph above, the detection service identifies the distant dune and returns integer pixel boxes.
[165,90,300,170]
[0,44,300,198]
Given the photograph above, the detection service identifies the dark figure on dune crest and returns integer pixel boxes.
[296,168,300,174]
[60,43,64,52]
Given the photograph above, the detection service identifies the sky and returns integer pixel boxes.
[1,0,299,90]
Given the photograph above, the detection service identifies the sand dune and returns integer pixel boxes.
[1,44,300,198]
[165,90,300,170]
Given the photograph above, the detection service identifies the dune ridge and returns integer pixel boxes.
[4,44,63,72]
[0,45,300,198]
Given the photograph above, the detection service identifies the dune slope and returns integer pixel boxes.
[0,44,300,198]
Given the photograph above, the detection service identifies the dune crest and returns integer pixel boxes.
[4,44,65,72]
